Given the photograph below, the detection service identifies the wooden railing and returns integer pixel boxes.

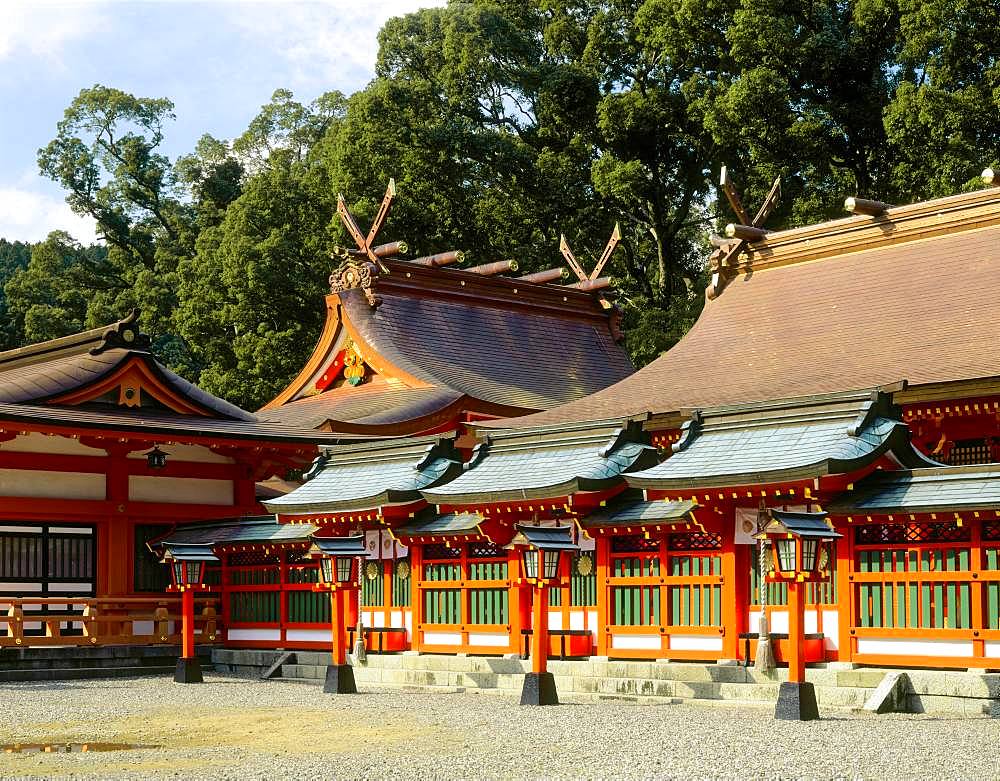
[0,597,220,648]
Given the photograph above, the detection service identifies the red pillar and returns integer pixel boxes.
[531,584,549,674]
[181,588,195,660]
[330,589,346,666]
[787,580,805,683]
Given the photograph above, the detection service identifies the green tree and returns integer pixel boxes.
[4,232,112,343]
[175,91,343,408]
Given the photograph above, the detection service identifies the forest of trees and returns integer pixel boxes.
[3,0,997,411]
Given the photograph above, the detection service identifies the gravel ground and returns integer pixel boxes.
[0,675,997,780]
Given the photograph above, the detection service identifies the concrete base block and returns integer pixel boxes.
[323,664,357,694]
[863,671,910,714]
[774,681,820,721]
[826,662,859,671]
[402,650,421,656]
[521,672,559,706]
[717,658,740,667]
[174,657,203,684]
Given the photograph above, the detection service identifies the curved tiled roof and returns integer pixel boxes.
[487,189,1000,429]
[257,383,462,430]
[342,286,633,411]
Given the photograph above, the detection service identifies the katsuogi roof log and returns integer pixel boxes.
[518,267,568,284]
[409,250,465,268]
[263,435,464,516]
[625,389,938,491]
[421,418,657,506]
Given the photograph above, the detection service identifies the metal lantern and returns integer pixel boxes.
[507,524,580,585]
[160,543,218,589]
[309,534,367,589]
[319,556,334,585]
[521,547,539,580]
[145,445,169,470]
[756,510,841,581]
[542,549,560,580]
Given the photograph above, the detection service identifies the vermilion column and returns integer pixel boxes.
[530,551,550,674]
[181,588,195,659]
[330,589,347,666]
[787,580,805,683]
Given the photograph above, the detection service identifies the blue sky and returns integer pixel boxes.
[0,0,441,243]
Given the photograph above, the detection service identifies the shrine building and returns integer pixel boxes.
[4,180,1000,675]
[245,183,1000,671]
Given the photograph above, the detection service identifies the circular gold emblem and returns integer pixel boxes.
[395,560,410,580]
[365,561,380,581]
[575,553,594,577]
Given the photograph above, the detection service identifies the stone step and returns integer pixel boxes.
[279,663,326,680]
[0,665,177,683]
[0,644,182,664]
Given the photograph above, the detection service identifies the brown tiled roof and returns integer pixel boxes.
[257,383,462,430]
[489,188,1000,428]
[0,400,364,443]
[341,283,633,410]
[262,257,634,431]
[0,312,362,444]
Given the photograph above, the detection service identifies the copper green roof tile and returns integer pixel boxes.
[828,464,1000,514]
[422,419,656,505]
[627,390,937,490]
[264,435,463,515]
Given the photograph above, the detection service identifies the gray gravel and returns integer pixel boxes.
[0,675,997,780]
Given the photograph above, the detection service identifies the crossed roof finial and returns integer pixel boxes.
[559,223,622,283]
[707,166,781,300]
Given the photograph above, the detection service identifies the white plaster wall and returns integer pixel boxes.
[422,631,462,645]
[0,469,104,500]
[129,476,233,505]
[610,633,662,650]
[984,642,1000,658]
[227,628,281,641]
[467,632,510,647]
[822,610,839,650]
[1,432,105,456]
[669,635,724,652]
[286,629,331,643]
[856,638,974,657]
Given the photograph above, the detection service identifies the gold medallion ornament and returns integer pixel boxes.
[575,553,594,577]
[365,561,380,581]
[395,560,410,580]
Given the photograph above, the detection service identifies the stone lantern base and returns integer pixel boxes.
[174,657,204,684]
[520,672,559,706]
[324,663,357,694]
[774,681,819,720]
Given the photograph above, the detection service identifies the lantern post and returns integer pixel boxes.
[756,510,841,721]
[309,534,367,694]
[160,543,218,684]
[507,524,579,706]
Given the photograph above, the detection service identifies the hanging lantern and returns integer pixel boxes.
[145,446,169,470]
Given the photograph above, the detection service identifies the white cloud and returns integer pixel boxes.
[228,0,445,92]
[0,1,111,67]
[0,184,98,243]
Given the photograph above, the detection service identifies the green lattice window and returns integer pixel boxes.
[287,590,330,623]
[469,588,508,624]
[468,560,507,580]
[612,585,660,625]
[424,562,461,581]
[423,588,461,624]
[856,546,972,629]
[392,559,411,607]
[362,563,385,607]
[229,591,280,623]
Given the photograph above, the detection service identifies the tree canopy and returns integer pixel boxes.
[3,0,996,410]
